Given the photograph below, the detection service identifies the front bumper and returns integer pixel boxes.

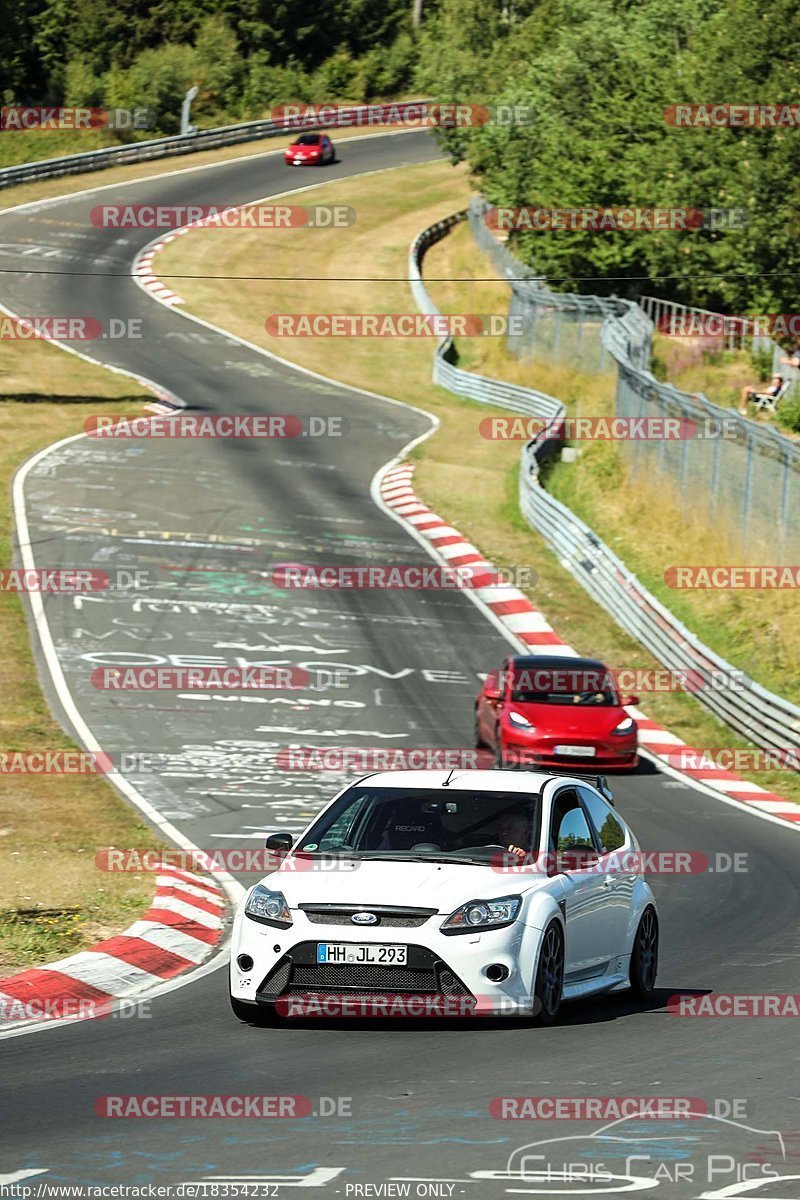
[501,731,638,771]
[230,905,545,1017]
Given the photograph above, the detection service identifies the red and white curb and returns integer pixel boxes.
[0,867,225,1027]
[381,462,800,825]
[133,231,188,306]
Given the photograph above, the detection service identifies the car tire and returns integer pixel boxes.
[532,922,564,1025]
[230,995,281,1026]
[628,907,658,998]
[474,712,486,748]
[492,739,505,769]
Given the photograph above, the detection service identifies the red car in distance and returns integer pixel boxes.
[475,654,639,771]
[284,132,336,166]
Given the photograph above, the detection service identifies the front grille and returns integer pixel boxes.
[438,967,470,997]
[259,957,291,996]
[289,963,432,991]
[256,941,472,1001]
[299,905,435,929]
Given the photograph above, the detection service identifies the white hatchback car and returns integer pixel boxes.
[229,769,658,1025]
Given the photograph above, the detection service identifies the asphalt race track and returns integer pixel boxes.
[2,130,800,1198]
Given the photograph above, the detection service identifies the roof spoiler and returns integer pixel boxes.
[595,775,615,806]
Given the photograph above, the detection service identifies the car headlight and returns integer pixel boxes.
[245,884,292,928]
[507,710,534,730]
[440,895,522,935]
[612,715,635,735]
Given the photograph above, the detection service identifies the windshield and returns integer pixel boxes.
[293,786,542,864]
[509,668,618,706]
[295,133,322,145]
[511,687,618,705]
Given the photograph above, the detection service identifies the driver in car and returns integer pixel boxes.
[497,809,534,863]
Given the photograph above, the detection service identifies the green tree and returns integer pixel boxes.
[102,43,200,135]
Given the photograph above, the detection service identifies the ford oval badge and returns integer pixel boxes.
[351,911,378,925]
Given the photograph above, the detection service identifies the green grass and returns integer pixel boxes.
[0,342,165,972]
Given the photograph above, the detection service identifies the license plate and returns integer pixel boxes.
[317,943,407,965]
[554,744,596,757]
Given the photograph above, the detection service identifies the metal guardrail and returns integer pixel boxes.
[409,213,800,756]
[469,197,800,557]
[639,295,774,353]
[0,102,421,191]
[410,215,565,422]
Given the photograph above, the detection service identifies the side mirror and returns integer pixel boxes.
[266,832,294,853]
[594,775,615,806]
[484,670,502,701]
[621,694,639,706]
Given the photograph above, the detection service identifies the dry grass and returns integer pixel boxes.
[158,160,800,806]
[652,336,757,407]
[0,336,146,401]
[0,385,163,972]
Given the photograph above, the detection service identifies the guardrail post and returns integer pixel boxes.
[552,304,562,359]
[709,424,723,513]
[741,429,755,539]
[779,449,792,551]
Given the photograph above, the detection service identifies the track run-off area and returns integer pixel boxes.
[1,131,800,1198]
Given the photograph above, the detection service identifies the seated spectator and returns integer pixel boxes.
[739,374,783,414]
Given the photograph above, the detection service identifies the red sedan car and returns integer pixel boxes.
[283,132,336,166]
[475,654,639,771]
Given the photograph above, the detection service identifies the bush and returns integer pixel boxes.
[194,16,243,112]
[102,44,200,136]
[311,48,358,100]
[365,33,417,97]
[777,388,800,434]
[63,57,103,107]
[240,54,311,117]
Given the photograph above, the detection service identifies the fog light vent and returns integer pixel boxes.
[485,963,509,982]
